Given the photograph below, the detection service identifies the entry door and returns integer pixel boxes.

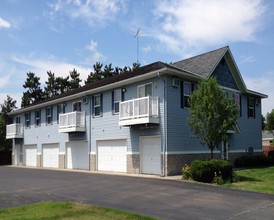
[141,136,161,175]
[67,142,89,170]
[24,145,37,167]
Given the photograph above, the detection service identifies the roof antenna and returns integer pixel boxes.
[134,28,140,64]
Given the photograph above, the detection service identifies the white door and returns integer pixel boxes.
[24,145,37,167]
[141,136,161,175]
[97,140,127,172]
[67,142,89,170]
[42,144,59,168]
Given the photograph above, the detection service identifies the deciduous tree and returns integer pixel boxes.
[187,77,239,159]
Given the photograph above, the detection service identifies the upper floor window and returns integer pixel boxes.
[25,112,31,128]
[35,110,41,127]
[57,103,66,124]
[234,93,241,116]
[138,83,152,98]
[112,89,123,114]
[93,94,103,117]
[73,101,82,112]
[46,106,53,125]
[16,116,21,124]
[248,97,255,118]
[181,81,194,108]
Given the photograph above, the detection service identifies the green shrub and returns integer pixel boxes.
[234,155,273,168]
[189,159,233,183]
[181,164,191,180]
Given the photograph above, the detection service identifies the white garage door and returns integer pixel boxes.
[67,142,89,170]
[97,139,127,172]
[42,144,59,168]
[141,136,161,175]
[24,145,37,167]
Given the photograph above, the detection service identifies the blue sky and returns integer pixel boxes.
[0,0,274,115]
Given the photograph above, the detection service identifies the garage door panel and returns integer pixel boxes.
[24,145,37,167]
[67,142,89,170]
[43,144,59,168]
[97,140,127,173]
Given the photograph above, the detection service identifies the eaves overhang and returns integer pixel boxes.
[9,65,199,116]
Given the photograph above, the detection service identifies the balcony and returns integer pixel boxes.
[6,124,23,139]
[119,96,160,126]
[59,111,86,133]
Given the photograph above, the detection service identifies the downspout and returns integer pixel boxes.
[89,96,92,170]
[157,72,167,176]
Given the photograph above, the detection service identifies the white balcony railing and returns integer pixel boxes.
[119,96,159,126]
[59,111,86,133]
[6,124,23,139]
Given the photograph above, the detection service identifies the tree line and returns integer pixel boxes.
[21,62,140,107]
[0,62,139,151]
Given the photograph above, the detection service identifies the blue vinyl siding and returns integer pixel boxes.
[212,57,238,90]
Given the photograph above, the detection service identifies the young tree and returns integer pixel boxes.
[44,71,57,98]
[21,72,43,107]
[69,68,82,89]
[266,109,274,134]
[85,62,103,84]
[187,77,239,159]
[0,95,17,151]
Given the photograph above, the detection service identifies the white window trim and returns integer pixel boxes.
[94,94,101,117]
[46,107,53,125]
[25,112,31,128]
[184,81,192,108]
[72,101,82,112]
[113,89,122,114]
[137,82,153,98]
[35,110,41,127]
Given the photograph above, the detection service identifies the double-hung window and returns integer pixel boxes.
[46,106,53,125]
[248,97,255,118]
[181,81,194,108]
[138,83,152,98]
[234,93,241,116]
[35,110,41,127]
[73,101,82,112]
[25,112,31,128]
[93,94,102,117]
[16,116,21,124]
[57,103,66,124]
[112,89,122,114]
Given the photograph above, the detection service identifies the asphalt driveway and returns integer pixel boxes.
[0,166,273,220]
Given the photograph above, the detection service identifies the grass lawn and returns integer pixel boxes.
[223,166,274,194]
[0,202,156,220]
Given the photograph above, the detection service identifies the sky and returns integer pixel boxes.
[0,0,274,116]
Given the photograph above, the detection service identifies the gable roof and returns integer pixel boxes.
[172,46,228,78]
[9,46,267,115]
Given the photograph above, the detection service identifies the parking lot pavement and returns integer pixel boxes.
[1,166,274,220]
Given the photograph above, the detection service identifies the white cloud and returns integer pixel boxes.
[48,0,126,27]
[85,39,106,63]
[0,75,10,88]
[244,71,274,115]
[12,55,91,86]
[152,0,266,56]
[142,45,152,53]
[0,92,22,109]
[239,55,256,64]
[0,17,11,29]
